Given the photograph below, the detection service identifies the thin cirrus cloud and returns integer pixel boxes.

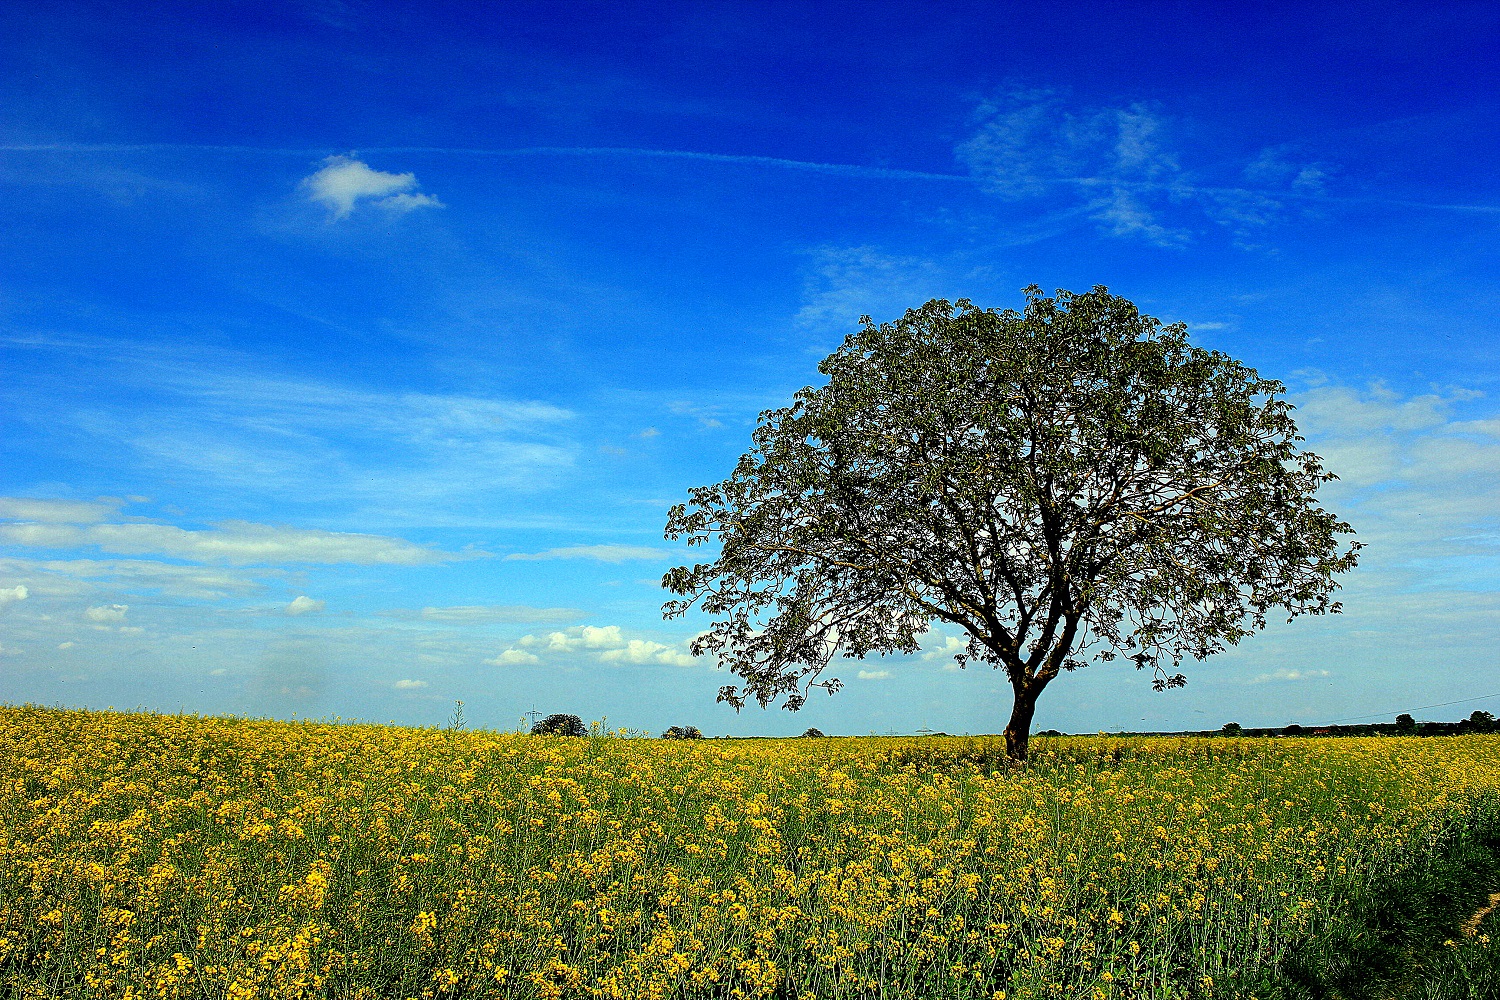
[12,353,579,509]
[954,89,1337,247]
[381,605,586,625]
[300,155,443,219]
[0,499,464,566]
[0,557,268,601]
[504,545,672,563]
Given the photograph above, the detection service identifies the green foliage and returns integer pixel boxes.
[530,712,587,736]
[665,286,1361,760]
[660,725,704,739]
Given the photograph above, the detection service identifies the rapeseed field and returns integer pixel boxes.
[2,705,1498,999]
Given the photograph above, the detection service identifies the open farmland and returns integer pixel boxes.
[2,707,1499,999]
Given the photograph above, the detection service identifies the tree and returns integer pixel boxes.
[663,288,1362,763]
[661,725,704,739]
[1395,713,1416,731]
[801,728,825,738]
[531,713,587,736]
[1221,722,1243,734]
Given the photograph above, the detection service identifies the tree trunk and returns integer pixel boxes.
[1003,686,1040,764]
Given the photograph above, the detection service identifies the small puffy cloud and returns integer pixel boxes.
[0,584,28,607]
[57,641,75,649]
[505,545,671,563]
[499,624,698,667]
[85,604,128,623]
[301,156,443,219]
[393,679,429,690]
[857,669,891,680]
[286,595,325,615]
[599,640,695,667]
[922,635,979,671]
[921,635,968,661]
[485,649,540,666]
[1249,668,1332,684]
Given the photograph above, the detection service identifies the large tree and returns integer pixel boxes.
[663,288,1361,761]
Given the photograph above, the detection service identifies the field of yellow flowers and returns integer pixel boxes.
[2,706,1499,1000]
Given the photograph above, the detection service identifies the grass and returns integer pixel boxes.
[1,705,1498,998]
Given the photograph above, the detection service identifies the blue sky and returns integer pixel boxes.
[2,0,1499,735]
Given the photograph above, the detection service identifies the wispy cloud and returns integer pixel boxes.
[955,89,1354,247]
[794,246,955,335]
[504,545,671,563]
[3,345,579,515]
[0,557,269,601]
[0,514,460,566]
[300,156,443,219]
[382,605,586,624]
[0,498,119,523]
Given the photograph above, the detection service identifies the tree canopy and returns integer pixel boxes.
[663,287,1361,761]
[531,713,587,737]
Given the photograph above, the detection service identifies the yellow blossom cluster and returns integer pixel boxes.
[1,705,1498,998]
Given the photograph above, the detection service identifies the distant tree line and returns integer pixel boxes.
[1200,710,1500,738]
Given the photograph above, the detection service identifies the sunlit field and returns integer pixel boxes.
[3,706,1499,999]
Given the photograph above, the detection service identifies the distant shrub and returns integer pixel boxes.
[1221,722,1243,734]
[531,713,587,736]
[801,728,825,738]
[661,725,703,739]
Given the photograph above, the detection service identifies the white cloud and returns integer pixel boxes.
[921,635,968,669]
[504,545,671,563]
[485,649,540,666]
[1248,668,1332,684]
[0,517,459,566]
[599,640,695,667]
[0,584,27,607]
[0,557,267,601]
[498,624,698,667]
[286,595,325,615]
[57,641,74,649]
[0,498,117,523]
[301,156,443,219]
[1295,385,1451,435]
[85,604,127,623]
[857,669,891,680]
[393,678,429,690]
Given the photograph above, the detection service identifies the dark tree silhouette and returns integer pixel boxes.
[531,713,587,736]
[661,725,704,739]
